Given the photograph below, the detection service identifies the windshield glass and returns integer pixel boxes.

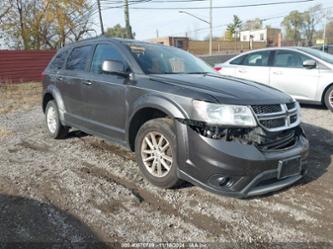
[124,42,215,74]
[297,47,333,64]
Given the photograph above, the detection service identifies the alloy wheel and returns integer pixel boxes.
[330,89,333,108]
[141,131,173,178]
[47,106,57,134]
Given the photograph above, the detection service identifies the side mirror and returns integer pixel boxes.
[303,59,316,69]
[102,60,128,76]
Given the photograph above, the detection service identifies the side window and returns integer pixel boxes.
[242,51,270,66]
[49,49,69,70]
[273,50,311,68]
[230,55,245,65]
[66,45,93,71]
[91,44,127,74]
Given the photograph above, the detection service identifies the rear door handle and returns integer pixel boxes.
[83,80,93,86]
[273,71,283,75]
[238,69,247,73]
[56,76,63,81]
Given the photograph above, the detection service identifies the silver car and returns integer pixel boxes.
[215,47,333,111]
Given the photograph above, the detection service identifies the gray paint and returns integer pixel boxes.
[42,37,308,198]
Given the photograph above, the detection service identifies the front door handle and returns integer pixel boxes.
[56,76,63,81]
[273,71,283,75]
[83,80,93,86]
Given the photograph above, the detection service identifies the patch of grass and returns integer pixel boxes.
[0,82,42,114]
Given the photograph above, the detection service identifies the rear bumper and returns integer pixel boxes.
[176,123,309,198]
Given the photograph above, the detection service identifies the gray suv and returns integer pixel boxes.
[42,37,309,198]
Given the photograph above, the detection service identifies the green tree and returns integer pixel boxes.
[303,4,323,46]
[281,10,304,45]
[105,24,136,39]
[242,18,263,31]
[225,15,242,41]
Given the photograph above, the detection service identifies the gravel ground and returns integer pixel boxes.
[0,83,332,247]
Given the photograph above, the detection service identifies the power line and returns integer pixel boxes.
[167,15,286,36]
[101,0,223,3]
[126,0,314,10]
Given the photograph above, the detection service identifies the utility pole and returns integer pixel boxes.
[97,0,104,35]
[323,9,328,52]
[209,0,213,55]
[124,0,134,39]
[179,8,213,55]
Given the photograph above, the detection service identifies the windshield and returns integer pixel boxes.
[124,42,215,74]
[297,47,333,64]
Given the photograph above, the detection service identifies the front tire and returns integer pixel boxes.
[45,100,69,139]
[324,85,333,112]
[135,118,183,189]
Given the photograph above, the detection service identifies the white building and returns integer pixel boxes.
[240,28,281,46]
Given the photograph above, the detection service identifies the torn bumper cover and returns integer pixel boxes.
[176,119,309,198]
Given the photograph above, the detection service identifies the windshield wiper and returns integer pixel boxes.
[186,72,210,75]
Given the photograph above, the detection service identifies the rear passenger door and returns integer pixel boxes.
[60,45,93,123]
[235,51,272,85]
[81,43,129,141]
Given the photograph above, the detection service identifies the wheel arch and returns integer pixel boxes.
[42,85,67,123]
[127,95,188,151]
[321,82,333,105]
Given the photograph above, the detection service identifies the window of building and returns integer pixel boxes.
[175,40,184,49]
[260,33,265,41]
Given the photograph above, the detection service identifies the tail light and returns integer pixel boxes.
[214,66,222,72]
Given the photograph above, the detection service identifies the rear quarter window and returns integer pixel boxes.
[66,45,93,71]
[230,55,245,65]
[49,49,69,70]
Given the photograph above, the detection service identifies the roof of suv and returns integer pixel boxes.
[61,36,160,50]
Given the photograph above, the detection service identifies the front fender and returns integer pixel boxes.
[128,94,189,121]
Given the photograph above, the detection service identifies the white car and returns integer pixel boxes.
[215,47,333,111]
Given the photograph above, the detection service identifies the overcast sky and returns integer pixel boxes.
[98,0,332,40]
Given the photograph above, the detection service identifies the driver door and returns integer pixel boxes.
[81,43,129,141]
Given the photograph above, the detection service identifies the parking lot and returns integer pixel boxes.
[0,82,332,244]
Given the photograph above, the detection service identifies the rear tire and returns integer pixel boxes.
[135,118,183,189]
[45,100,69,139]
[324,85,333,112]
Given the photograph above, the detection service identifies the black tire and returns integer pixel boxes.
[45,100,69,139]
[324,85,333,112]
[135,118,183,189]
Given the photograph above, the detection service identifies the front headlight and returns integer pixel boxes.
[192,100,257,127]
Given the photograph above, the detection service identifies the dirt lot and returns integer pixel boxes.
[0,82,332,247]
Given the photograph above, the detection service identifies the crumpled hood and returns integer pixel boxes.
[150,74,293,105]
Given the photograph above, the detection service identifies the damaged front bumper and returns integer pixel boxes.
[176,120,309,198]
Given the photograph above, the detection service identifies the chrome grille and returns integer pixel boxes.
[251,103,300,132]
